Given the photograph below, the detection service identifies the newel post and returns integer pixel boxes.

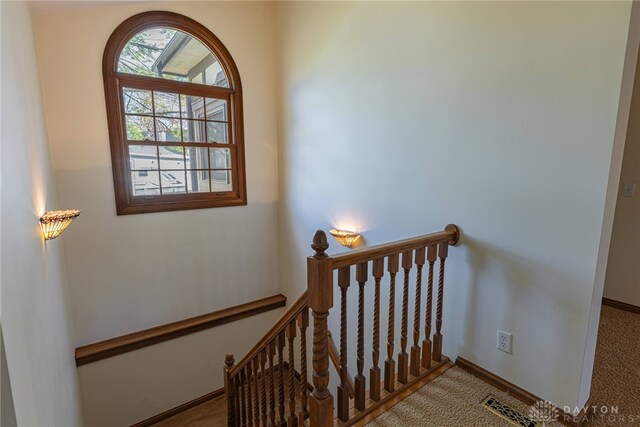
[224,353,236,426]
[307,230,334,427]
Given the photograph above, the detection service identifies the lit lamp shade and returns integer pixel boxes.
[40,210,81,240]
[329,229,360,248]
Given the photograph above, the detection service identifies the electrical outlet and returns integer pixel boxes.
[622,182,636,198]
[497,330,513,354]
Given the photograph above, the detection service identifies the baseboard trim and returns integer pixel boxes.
[602,297,640,314]
[130,388,224,427]
[75,294,287,366]
[455,357,592,427]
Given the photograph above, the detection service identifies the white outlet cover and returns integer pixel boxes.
[497,329,513,354]
[621,182,636,198]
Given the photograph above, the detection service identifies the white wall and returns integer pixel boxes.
[0,2,83,425]
[77,307,284,426]
[33,0,280,346]
[32,1,281,424]
[277,0,631,411]
[604,40,640,308]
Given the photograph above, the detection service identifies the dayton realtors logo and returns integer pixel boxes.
[529,401,636,425]
[528,400,559,425]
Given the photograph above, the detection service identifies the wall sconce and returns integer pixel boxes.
[329,228,360,248]
[40,210,81,240]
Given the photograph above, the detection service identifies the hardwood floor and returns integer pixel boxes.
[152,396,227,427]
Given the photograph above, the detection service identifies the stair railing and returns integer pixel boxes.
[225,224,460,426]
[225,291,311,426]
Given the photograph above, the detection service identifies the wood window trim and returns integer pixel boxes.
[103,11,247,215]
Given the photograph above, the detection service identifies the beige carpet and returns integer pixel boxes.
[366,366,532,426]
[368,305,640,427]
[585,305,640,426]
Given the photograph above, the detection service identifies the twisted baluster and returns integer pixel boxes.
[384,253,399,393]
[260,350,267,426]
[239,369,247,427]
[398,251,412,384]
[355,262,368,411]
[298,307,310,424]
[251,362,260,425]
[277,331,286,426]
[370,258,384,401]
[337,267,350,421]
[433,243,448,362]
[252,358,260,425]
[268,340,276,426]
[422,245,437,369]
[286,321,297,426]
[411,248,425,377]
[246,363,254,426]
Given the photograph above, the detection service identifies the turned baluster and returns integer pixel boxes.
[337,267,350,422]
[268,340,276,426]
[384,253,399,393]
[225,354,236,427]
[421,245,437,369]
[354,262,368,411]
[276,331,286,426]
[297,307,310,424]
[307,230,334,427]
[433,243,448,363]
[410,248,425,377]
[251,358,260,425]
[286,320,297,426]
[259,349,268,426]
[398,251,412,384]
[370,258,384,401]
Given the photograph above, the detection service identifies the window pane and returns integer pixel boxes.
[123,88,152,114]
[205,98,227,121]
[156,118,181,142]
[186,170,210,193]
[185,147,209,169]
[159,146,184,169]
[207,122,228,143]
[154,92,180,117]
[182,120,206,143]
[129,145,159,170]
[205,63,227,87]
[181,95,205,120]
[210,148,231,169]
[117,28,229,87]
[160,170,186,194]
[126,115,155,141]
[131,171,160,196]
[211,170,232,192]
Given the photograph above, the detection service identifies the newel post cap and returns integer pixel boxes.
[311,230,329,257]
[225,353,235,369]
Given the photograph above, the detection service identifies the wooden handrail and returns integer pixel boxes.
[331,224,460,269]
[75,294,286,366]
[224,225,461,426]
[230,291,309,376]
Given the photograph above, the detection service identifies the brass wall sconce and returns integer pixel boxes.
[40,210,81,240]
[329,229,360,248]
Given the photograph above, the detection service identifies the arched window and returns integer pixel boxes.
[103,11,246,214]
